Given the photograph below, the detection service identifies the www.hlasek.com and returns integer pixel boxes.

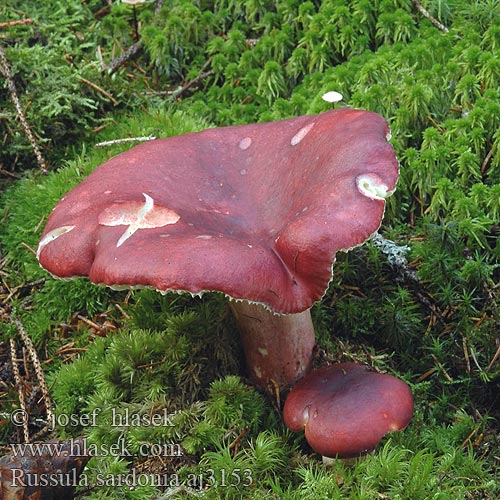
[10,436,183,459]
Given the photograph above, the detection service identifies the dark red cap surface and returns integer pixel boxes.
[37,110,398,313]
[283,363,413,458]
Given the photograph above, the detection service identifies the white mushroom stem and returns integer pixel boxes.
[229,301,315,391]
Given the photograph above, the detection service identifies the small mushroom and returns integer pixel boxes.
[283,363,413,458]
[322,91,343,104]
[122,0,146,41]
[37,109,398,391]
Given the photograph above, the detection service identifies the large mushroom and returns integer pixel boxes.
[37,109,398,391]
[283,363,414,458]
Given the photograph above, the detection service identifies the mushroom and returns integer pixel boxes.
[283,363,414,458]
[122,0,146,41]
[321,91,343,104]
[36,109,399,391]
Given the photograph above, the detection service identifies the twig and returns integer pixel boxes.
[172,58,215,100]
[480,142,496,174]
[76,314,106,335]
[461,426,480,449]
[13,317,54,438]
[228,427,248,456]
[0,167,21,179]
[462,337,471,373]
[486,339,500,372]
[427,114,445,132]
[0,44,48,173]
[416,290,446,325]
[172,70,215,100]
[469,347,482,372]
[9,337,30,443]
[96,45,105,72]
[413,0,449,33]
[431,354,453,382]
[114,302,130,319]
[20,241,37,256]
[104,41,142,75]
[416,367,437,382]
[95,135,156,147]
[0,19,34,29]
[77,76,118,105]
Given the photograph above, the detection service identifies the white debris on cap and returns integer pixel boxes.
[291,122,315,146]
[239,137,252,150]
[36,225,75,259]
[356,174,391,201]
[321,91,343,103]
[99,193,180,248]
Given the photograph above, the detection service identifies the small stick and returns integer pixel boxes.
[95,135,156,147]
[104,41,142,75]
[172,59,214,100]
[20,241,37,256]
[462,337,471,373]
[0,44,48,173]
[172,71,215,100]
[56,345,87,356]
[413,0,449,33]
[480,142,495,174]
[1,205,10,224]
[427,114,445,132]
[78,76,118,106]
[431,354,453,382]
[9,337,30,443]
[97,45,105,72]
[13,317,54,433]
[92,120,117,134]
[0,19,34,29]
[461,426,479,448]
[76,314,106,335]
[11,278,46,293]
[486,340,500,372]
[228,427,248,455]
[114,302,130,319]
[469,347,482,372]
[0,168,21,179]
[416,367,437,382]
[34,215,46,233]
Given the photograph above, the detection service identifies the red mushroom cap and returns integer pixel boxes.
[283,363,413,458]
[37,109,398,313]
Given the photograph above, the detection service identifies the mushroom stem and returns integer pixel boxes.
[131,5,139,41]
[229,301,315,391]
